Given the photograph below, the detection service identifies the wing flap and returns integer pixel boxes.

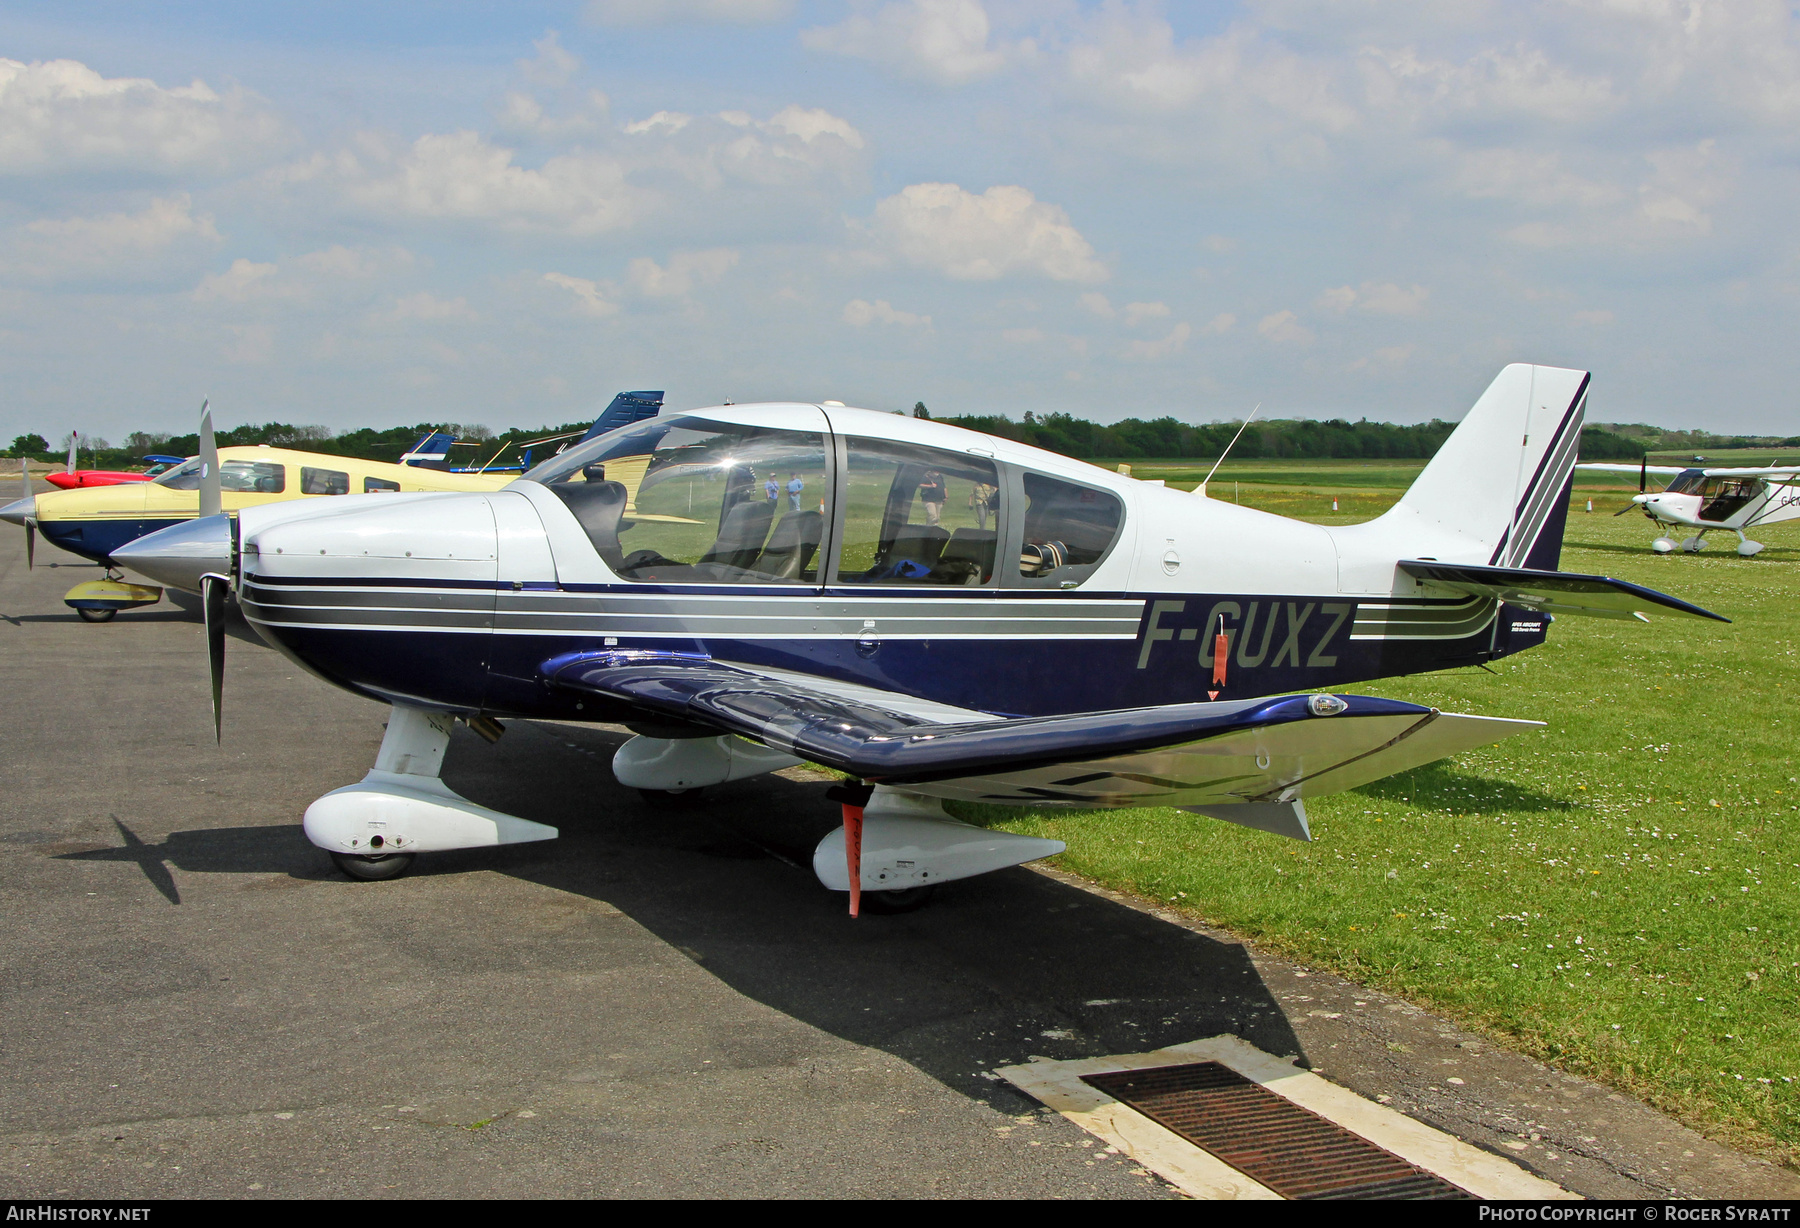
[1399,561,1727,622]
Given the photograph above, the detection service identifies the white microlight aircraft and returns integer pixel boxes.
[118,364,1724,915]
[1576,459,1800,555]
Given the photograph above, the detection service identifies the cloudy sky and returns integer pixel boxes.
[3,1,1799,442]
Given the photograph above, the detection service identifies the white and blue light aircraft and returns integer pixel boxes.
[1576,460,1800,555]
[118,364,1723,915]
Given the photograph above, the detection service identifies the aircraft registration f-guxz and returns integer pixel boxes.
[119,364,1724,915]
[1576,459,1800,555]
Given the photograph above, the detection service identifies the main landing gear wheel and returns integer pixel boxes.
[1651,537,1676,553]
[1681,536,1707,552]
[637,787,706,809]
[861,885,936,913]
[76,607,116,623]
[330,851,416,881]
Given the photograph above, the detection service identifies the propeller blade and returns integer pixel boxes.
[18,457,31,569]
[197,400,221,520]
[65,431,77,476]
[202,572,227,744]
[1613,504,1636,516]
[1639,456,1647,493]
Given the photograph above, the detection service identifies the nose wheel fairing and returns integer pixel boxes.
[303,706,557,874]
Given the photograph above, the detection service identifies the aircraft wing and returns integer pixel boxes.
[545,651,1539,810]
[1700,466,1800,479]
[1574,463,1686,477]
[1400,561,1728,622]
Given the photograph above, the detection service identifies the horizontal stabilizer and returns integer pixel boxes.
[546,651,1541,809]
[1399,561,1727,623]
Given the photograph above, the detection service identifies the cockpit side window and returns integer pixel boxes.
[1003,471,1124,588]
[832,439,1000,586]
[1698,477,1763,521]
[530,415,831,584]
[157,460,286,494]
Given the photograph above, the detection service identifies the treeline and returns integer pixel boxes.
[8,410,1653,468]
[933,410,1648,462]
[7,420,599,470]
[1591,422,1800,454]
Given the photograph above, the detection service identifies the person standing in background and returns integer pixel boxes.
[970,480,997,530]
[919,469,947,527]
[787,473,804,511]
[765,474,780,504]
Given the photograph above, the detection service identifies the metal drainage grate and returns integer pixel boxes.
[1082,1062,1474,1200]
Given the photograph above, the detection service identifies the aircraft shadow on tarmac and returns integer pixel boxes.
[68,720,1307,1110]
[460,721,1305,1109]
[58,818,324,905]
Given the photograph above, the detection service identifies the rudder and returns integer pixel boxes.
[1388,364,1588,568]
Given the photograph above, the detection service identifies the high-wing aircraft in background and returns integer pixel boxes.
[1576,460,1800,555]
[118,365,1724,915]
[1,391,665,620]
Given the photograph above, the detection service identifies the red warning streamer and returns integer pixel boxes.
[842,802,864,918]
[1211,615,1229,688]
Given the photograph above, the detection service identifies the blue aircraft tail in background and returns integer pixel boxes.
[400,430,457,470]
[577,390,664,443]
[398,391,663,473]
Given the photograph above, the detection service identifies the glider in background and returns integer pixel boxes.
[1577,460,1800,555]
[120,366,1723,915]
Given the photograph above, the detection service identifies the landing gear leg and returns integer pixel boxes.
[304,704,557,881]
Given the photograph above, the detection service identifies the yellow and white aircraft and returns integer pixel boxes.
[1,395,665,619]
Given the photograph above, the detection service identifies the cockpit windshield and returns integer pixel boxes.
[524,413,832,584]
[1665,469,1707,495]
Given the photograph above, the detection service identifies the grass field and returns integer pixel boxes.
[970,470,1800,1165]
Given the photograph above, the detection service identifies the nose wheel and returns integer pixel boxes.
[1651,537,1676,553]
[330,851,416,881]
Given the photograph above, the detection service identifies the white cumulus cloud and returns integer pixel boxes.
[0,57,283,175]
[543,271,621,317]
[6,195,219,281]
[1314,282,1429,317]
[587,0,793,24]
[1257,310,1314,345]
[304,104,866,239]
[803,0,1023,85]
[628,248,739,297]
[869,182,1106,282]
[843,298,932,329]
[1124,321,1190,360]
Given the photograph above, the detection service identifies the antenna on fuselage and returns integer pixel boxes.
[1197,404,1260,498]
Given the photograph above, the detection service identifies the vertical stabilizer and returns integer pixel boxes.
[1365,364,1588,569]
